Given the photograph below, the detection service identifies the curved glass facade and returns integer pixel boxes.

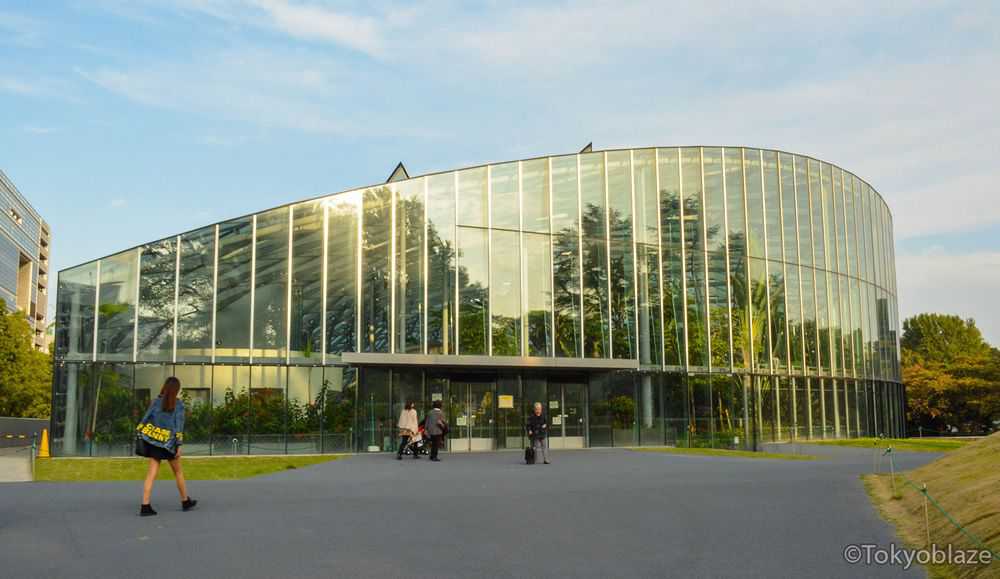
[51,146,904,456]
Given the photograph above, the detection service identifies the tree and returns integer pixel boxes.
[902,313,1000,434]
[0,302,52,418]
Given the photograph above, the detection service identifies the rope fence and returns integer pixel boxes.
[872,443,999,561]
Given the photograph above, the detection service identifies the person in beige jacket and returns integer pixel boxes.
[397,401,420,460]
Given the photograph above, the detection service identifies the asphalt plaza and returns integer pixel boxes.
[1,445,937,578]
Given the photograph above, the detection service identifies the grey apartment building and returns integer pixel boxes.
[0,170,50,350]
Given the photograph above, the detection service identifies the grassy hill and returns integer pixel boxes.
[866,432,1000,578]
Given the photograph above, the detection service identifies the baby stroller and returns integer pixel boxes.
[401,425,429,456]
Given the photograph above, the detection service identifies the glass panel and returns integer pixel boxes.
[321,366,356,452]
[394,178,424,354]
[457,226,489,355]
[551,156,581,358]
[634,149,661,366]
[287,366,323,453]
[756,375,775,443]
[496,375,522,450]
[523,232,552,357]
[522,158,550,234]
[802,268,818,373]
[588,372,635,447]
[708,250,730,369]
[250,365,286,454]
[808,159,825,270]
[457,166,488,227]
[580,152,609,358]
[662,374,686,446]
[785,264,803,372]
[607,150,635,359]
[659,148,685,366]
[87,364,135,456]
[725,149,748,369]
[252,207,288,360]
[490,162,519,230]
[816,269,830,373]
[176,226,214,362]
[705,150,729,369]
[682,148,707,367]
[713,375,746,449]
[632,373,659,445]
[744,149,765,258]
[749,258,770,370]
[768,263,787,372]
[212,365,250,454]
[97,250,137,361]
[358,368,391,452]
[137,239,176,361]
[793,377,808,439]
[327,192,359,355]
[56,263,98,360]
[171,365,212,455]
[795,157,812,268]
[361,186,391,353]
[289,201,323,362]
[688,375,712,446]
[215,217,253,361]
[780,153,798,265]
[391,369,424,452]
[427,174,456,355]
[491,229,521,356]
[763,151,782,263]
[703,148,725,253]
[777,376,793,441]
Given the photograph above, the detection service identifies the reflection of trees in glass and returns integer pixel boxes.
[176,228,215,355]
[581,204,608,357]
[137,240,176,356]
[88,366,133,444]
[609,205,635,360]
[395,193,424,353]
[426,216,455,354]
[552,228,580,357]
[362,186,391,353]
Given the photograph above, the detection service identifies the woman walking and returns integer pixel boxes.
[397,401,420,460]
[136,376,197,516]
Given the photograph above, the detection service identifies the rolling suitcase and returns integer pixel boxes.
[525,445,536,465]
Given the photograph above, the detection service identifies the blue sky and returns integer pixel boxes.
[3,0,999,343]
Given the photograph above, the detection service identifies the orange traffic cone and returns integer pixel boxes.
[37,428,50,458]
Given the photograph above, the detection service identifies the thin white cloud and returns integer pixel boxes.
[250,0,384,56]
[897,249,1000,346]
[0,10,43,47]
[76,50,437,137]
[23,125,57,135]
[109,198,128,208]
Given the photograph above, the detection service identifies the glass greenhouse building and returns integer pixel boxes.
[52,146,904,456]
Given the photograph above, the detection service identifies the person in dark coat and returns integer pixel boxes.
[526,402,550,464]
[424,400,448,462]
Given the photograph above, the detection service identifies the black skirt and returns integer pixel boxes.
[135,438,176,461]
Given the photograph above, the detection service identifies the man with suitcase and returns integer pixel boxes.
[526,402,550,464]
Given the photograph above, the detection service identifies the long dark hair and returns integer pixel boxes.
[405,401,414,411]
[160,377,181,412]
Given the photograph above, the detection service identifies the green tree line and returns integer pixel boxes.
[0,302,52,418]
[903,313,1000,434]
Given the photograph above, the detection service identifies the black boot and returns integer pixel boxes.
[182,497,198,511]
[140,504,157,517]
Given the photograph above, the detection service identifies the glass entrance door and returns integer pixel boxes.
[547,381,587,449]
[447,381,496,452]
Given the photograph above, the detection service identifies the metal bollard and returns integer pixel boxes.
[232,437,239,455]
[886,447,896,496]
[922,483,931,547]
[31,432,37,481]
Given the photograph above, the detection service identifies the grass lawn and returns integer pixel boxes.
[35,455,345,482]
[811,437,974,453]
[631,447,815,461]
[864,432,999,579]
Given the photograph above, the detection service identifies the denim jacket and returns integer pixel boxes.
[137,396,185,451]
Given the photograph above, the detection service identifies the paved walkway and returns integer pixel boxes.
[0,446,32,482]
[0,445,937,578]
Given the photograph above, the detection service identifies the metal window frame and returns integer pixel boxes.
[210,224,219,364]
[518,160,527,358]
[699,147,711,372]
[285,206,294,365]
[629,149,640,362]
[131,247,141,363]
[248,214,257,364]
[487,164,494,356]
[321,200,329,364]
[677,148,689,370]
[603,151,613,358]
[720,148,735,373]
[576,154,585,358]
[423,176,429,355]
[547,156,556,358]
[356,191,363,354]
[654,148,667,370]
[91,260,100,362]
[171,235,181,364]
